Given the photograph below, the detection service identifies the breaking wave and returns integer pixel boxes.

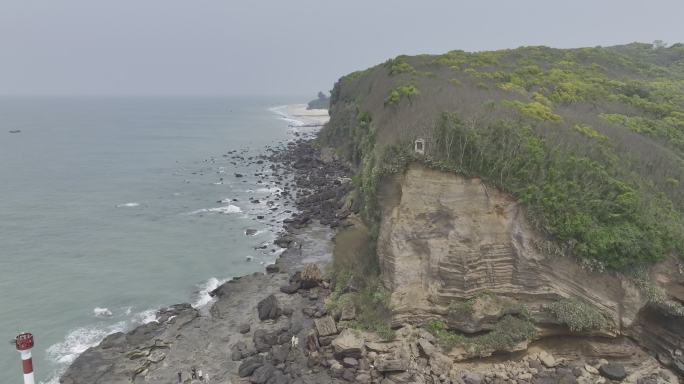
[115,202,140,208]
[188,205,242,215]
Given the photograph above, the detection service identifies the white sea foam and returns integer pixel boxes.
[132,309,159,325]
[269,105,305,127]
[256,187,281,194]
[116,202,140,208]
[44,306,160,384]
[189,205,242,215]
[46,321,127,365]
[218,198,234,203]
[93,307,113,317]
[192,277,230,308]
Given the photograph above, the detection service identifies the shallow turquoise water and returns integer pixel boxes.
[0,96,304,383]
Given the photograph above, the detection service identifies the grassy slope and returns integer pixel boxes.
[321,43,684,271]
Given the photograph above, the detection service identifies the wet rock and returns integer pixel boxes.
[245,229,258,236]
[239,323,251,334]
[332,329,364,359]
[599,363,627,381]
[266,264,280,274]
[257,294,281,320]
[275,236,294,248]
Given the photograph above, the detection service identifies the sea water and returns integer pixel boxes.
[0,96,308,383]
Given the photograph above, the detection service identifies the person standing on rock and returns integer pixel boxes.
[191,367,197,379]
[177,371,182,384]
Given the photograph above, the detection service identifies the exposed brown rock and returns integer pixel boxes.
[313,316,338,337]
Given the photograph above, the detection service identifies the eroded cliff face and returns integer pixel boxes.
[378,165,636,330]
[376,164,684,372]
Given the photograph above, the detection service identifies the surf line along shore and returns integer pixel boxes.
[58,105,360,383]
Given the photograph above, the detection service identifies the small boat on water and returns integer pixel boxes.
[9,130,21,133]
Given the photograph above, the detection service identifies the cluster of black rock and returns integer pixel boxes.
[266,138,352,232]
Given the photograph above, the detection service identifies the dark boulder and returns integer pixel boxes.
[599,363,627,381]
[238,355,264,377]
[250,364,276,384]
[239,323,251,334]
[253,329,279,352]
[280,282,300,294]
[257,294,281,320]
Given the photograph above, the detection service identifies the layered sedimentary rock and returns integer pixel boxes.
[377,165,677,333]
[377,164,684,374]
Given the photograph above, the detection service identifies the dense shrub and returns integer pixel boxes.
[384,85,420,106]
[432,112,682,269]
[427,315,536,354]
[547,298,609,332]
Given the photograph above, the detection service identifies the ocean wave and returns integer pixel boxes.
[46,321,127,365]
[44,307,159,383]
[93,307,112,317]
[189,205,242,215]
[132,309,159,325]
[269,105,304,127]
[192,277,230,308]
[116,202,140,208]
[256,187,281,194]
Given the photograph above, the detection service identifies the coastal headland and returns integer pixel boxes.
[60,105,679,384]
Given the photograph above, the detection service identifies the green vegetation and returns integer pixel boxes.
[432,112,681,269]
[386,57,416,76]
[447,298,475,318]
[323,42,684,294]
[342,282,395,341]
[385,85,420,106]
[633,277,684,317]
[547,298,609,332]
[574,123,608,142]
[426,315,536,354]
[504,101,563,122]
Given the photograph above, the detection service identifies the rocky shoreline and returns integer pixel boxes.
[61,132,680,383]
[59,132,356,384]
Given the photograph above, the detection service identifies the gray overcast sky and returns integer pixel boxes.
[1,0,683,96]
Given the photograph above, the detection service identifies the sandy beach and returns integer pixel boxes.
[282,104,330,126]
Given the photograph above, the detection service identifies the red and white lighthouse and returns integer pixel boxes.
[15,333,35,384]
